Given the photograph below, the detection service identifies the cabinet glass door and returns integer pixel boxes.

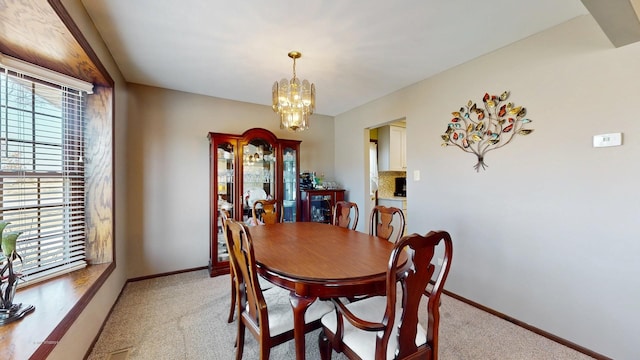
[242,138,275,222]
[282,146,298,222]
[216,142,235,262]
[310,194,333,223]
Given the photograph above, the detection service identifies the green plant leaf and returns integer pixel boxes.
[0,221,10,243]
[2,231,22,260]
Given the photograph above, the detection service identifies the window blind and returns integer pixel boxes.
[1,59,91,284]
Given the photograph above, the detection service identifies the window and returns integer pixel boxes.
[1,57,93,284]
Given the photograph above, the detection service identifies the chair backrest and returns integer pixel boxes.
[225,219,269,332]
[252,199,280,224]
[220,208,231,222]
[333,201,359,230]
[369,205,406,243]
[385,231,453,359]
[220,208,232,257]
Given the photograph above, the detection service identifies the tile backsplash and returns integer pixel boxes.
[377,171,406,198]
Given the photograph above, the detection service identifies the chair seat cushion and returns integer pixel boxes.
[320,296,427,360]
[258,275,274,290]
[263,287,334,336]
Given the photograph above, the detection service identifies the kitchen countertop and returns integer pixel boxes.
[377,196,406,200]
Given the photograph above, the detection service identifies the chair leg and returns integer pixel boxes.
[318,329,332,360]
[260,342,270,360]
[227,270,237,323]
[236,320,245,360]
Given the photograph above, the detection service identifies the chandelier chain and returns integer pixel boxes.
[292,57,297,80]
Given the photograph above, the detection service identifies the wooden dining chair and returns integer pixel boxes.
[318,230,453,360]
[220,209,238,323]
[223,210,274,324]
[369,205,406,243]
[333,201,359,230]
[225,219,334,359]
[252,199,281,225]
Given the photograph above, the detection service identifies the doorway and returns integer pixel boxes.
[366,119,407,228]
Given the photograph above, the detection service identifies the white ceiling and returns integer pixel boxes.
[81,0,590,116]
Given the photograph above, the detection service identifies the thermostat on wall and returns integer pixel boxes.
[593,133,622,148]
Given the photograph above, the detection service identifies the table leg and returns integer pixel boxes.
[289,292,315,360]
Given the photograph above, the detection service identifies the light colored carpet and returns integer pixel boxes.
[87,270,594,360]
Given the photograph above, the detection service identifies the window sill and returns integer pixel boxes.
[0,263,113,360]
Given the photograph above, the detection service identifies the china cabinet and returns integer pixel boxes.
[208,128,301,276]
[300,189,345,223]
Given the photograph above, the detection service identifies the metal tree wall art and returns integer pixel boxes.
[441,91,534,171]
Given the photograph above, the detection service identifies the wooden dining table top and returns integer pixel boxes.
[248,221,406,298]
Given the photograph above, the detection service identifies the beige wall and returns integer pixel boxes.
[49,0,129,359]
[334,15,639,359]
[126,84,335,277]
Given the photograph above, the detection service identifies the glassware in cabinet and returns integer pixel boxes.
[301,189,345,223]
[241,138,276,222]
[281,144,299,222]
[209,137,238,276]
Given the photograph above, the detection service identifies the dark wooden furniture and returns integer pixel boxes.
[369,205,406,243]
[332,201,359,230]
[248,222,408,360]
[225,206,274,324]
[319,230,453,360]
[219,210,237,323]
[300,189,345,223]
[208,128,301,277]
[226,220,333,360]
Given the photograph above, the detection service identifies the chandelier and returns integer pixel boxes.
[272,51,315,132]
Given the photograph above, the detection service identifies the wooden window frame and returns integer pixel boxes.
[0,1,116,359]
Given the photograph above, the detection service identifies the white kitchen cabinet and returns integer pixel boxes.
[378,125,406,171]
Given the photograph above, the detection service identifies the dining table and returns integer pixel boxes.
[248,222,408,360]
